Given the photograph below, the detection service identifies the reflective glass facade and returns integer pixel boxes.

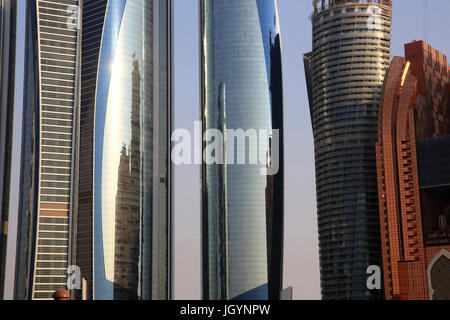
[305,0,392,299]
[15,0,79,300]
[418,136,450,189]
[200,0,284,300]
[75,0,173,300]
[0,0,16,300]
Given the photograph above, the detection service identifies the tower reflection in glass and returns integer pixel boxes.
[200,0,284,300]
[75,0,173,300]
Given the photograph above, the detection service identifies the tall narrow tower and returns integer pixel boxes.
[376,41,450,300]
[200,0,284,300]
[304,0,392,299]
[73,0,173,300]
[15,0,173,301]
[0,0,17,300]
[15,0,80,300]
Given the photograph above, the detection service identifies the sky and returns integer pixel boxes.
[5,0,450,300]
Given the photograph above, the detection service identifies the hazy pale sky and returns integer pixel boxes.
[5,0,450,300]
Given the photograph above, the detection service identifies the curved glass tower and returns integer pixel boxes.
[0,0,16,300]
[74,0,173,300]
[200,0,284,300]
[304,0,392,299]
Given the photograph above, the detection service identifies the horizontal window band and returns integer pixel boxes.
[40,196,70,203]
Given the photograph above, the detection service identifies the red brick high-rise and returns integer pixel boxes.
[376,40,450,300]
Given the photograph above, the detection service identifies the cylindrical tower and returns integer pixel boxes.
[200,0,284,300]
[305,0,392,299]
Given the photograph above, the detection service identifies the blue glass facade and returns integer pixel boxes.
[92,0,127,300]
[76,0,173,300]
[417,136,450,189]
[417,136,450,247]
[200,0,284,300]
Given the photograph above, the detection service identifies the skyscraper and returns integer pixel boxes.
[304,0,392,299]
[0,0,16,300]
[376,40,450,300]
[73,0,173,300]
[200,0,284,300]
[15,0,173,301]
[14,0,80,300]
